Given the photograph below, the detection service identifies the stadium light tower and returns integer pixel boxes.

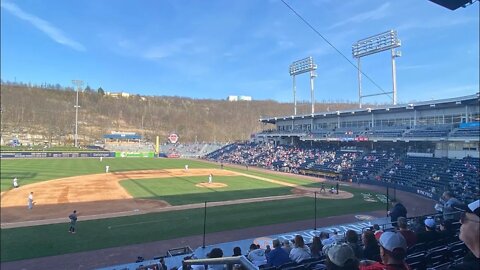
[72,80,84,147]
[289,57,317,115]
[352,30,401,108]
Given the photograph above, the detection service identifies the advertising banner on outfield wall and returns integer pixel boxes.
[0,152,115,158]
[115,152,154,158]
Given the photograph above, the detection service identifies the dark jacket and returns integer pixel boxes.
[390,203,407,225]
[363,244,381,262]
[417,230,439,244]
[449,252,480,270]
[266,247,291,267]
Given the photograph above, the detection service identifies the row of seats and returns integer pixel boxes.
[206,143,479,201]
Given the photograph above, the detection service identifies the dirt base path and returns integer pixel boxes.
[1,169,352,226]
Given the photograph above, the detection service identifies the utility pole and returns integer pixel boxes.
[72,80,84,147]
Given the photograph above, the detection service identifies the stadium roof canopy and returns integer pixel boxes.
[259,93,480,124]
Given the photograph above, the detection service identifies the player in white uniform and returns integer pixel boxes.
[105,165,110,173]
[208,174,213,184]
[13,177,19,188]
[28,192,34,209]
[184,164,189,172]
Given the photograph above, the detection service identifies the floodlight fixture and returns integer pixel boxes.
[289,57,316,76]
[352,30,401,108]
[289,57,318,115]
[352,30,401,58]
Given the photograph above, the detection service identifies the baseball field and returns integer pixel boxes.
[0,158,386,262]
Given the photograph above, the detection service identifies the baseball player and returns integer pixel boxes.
[100,156,103,162]
[28,192,35,209]
[105,165,110,173]
[68,210,78,233]
[208,173,213,184]
[184,164,189,172]
[13,177,19,188]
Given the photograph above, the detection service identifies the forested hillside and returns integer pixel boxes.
[0,83,359,144]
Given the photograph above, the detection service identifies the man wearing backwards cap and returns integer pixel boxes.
[359,232,409,270]
[449,199,480,270]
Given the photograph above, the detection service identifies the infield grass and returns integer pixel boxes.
[120,175,294,205]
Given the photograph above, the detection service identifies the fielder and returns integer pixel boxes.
[100,156,103,162]
[28,192,35,209]
[208,173,213,184]
[13,177,19,188]
[105,165,110,173]
[184,164,189,172]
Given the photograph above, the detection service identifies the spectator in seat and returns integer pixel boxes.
[321,231,335,246]
[206,248,224,270]
[325,243,359,270]
[345,230,363,259]
[181,255,204,270]
[232,247,242,256]
[388,201,407,228]
[442,191,464,221]
[438,219,456,240]
[282,240,292,254]
[289,235,311,263]
[310,236,323,258]
[416,218,439,244]
[361,231,381,262]
[247,243,267,267]
[396,217,417,248]
[359,232,409,270]
[266,239,291,267]
[449,200,480,270]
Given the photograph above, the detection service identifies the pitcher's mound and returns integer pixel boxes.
[196,183,228,188]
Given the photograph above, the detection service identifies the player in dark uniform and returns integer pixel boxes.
[69,210,78,233]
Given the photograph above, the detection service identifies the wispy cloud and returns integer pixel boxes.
[1,1,85,51]
[142,38,203,60]
[328,3,390,29]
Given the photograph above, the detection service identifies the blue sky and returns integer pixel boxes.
[1,0,478,103]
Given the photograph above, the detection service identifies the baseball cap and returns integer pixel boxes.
[424,218,436,228]
[378,232,407,253]
[455,200,480,218]
[374,230,383,240]
[327,243,355,267]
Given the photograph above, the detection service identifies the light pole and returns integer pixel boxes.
[72,80,83,147]
[289,56,317,115]
[352,30,401,108]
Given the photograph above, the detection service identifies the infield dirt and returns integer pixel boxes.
[1,169,352,225]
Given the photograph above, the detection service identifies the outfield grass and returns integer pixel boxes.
[1,189,385,262]
[0,158,216,191]
[120,175,294,205]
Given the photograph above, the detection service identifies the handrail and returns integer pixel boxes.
[184,255,258,270]
[359,210,463,233]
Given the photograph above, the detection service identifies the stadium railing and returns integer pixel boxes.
[184,255,258,270]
